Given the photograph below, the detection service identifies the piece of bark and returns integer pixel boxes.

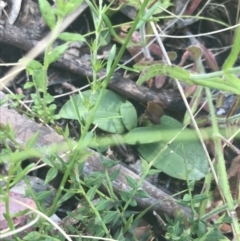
[0,21,185,112]
[0,93,191,218]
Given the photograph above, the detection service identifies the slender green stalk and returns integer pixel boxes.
[41,18,63,122]
[190,66,240,80]
[48,0,150,217]
[78,184,110,235]
[205,87,240,240]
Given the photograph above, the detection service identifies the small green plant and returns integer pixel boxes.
[133,26,240,238]
[19,0,86,124]
[1,0,240,240]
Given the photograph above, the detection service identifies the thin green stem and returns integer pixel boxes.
[48,0,149,218]
[190,66,240,80]
[78,184,110,235]
[205,87,240,239]
[40,17,63,122]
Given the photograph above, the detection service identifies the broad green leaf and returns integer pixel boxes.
[48,44,69,64]
[123,126,162,145]
[58,32,86,42]
[90,110,124,134]
[137,116,208,181]
[59,89,130,133]
[38,0,56,29]
[223,23,240,70]
[120,101,138,131]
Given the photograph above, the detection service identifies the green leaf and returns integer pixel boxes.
[147,169,161,175]
[193,194,209,203]
[120,190,137,207]
[137,116,208,181]
[62,0,84,15]
[38,0,56,29]
[24,82,35,89]
[96,199,112,211]
[103,211,118,224]
[149,0,172,15]
[140,158,148,172]
[48,44,69,64]
[44,167,58,185]
[11,163,35,187]
[109,168,120,181]
[120,190,132,203]
[19,58,43,70]
[23,231,42,240]
[120,101,138,131]
[135,189,150,198]
[123,215,134,234]
[86,185,97,201]
[102,159,119,169]
[125,175,138,188]
[58,32,86,42]
[59,89,128,133]
[26,132,39,148]
[32,69,45,90]
[57,192,74,206]
[106,44,116,74]
[129,199,137,207]
[84,172,104,186]
[124,126,162,145]
[35,190,54,202]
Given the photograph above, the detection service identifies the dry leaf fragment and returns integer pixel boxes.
[146,101,164,125]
